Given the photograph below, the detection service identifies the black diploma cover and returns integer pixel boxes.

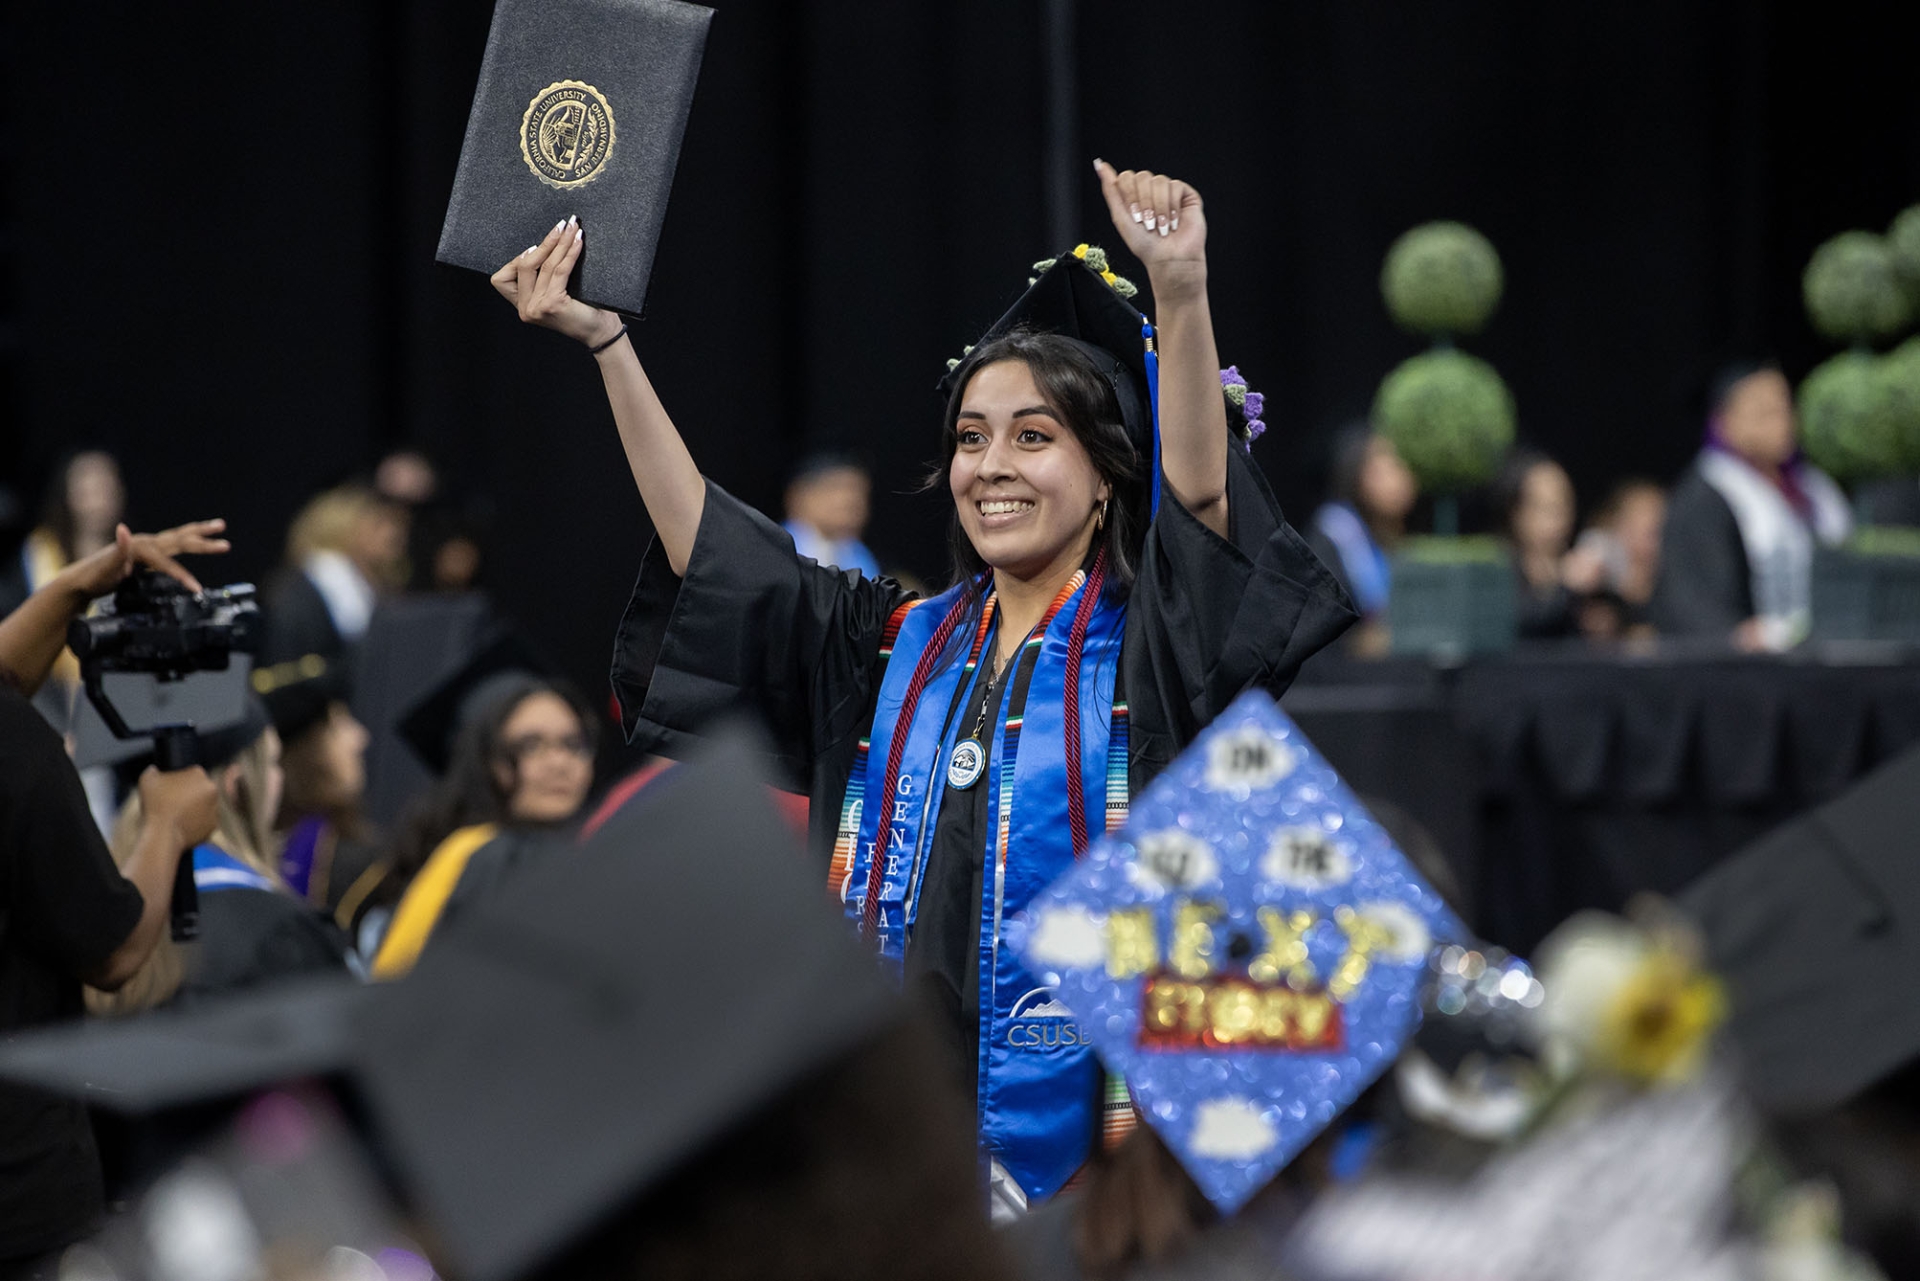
[437,0,715,316]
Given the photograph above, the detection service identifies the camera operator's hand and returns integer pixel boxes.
[137,765,218,851]
[0,519,230,696]
[87,764,219,991]
[62,519,230,600]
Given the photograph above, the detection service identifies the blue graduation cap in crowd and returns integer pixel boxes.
[1007,690,1467,1213]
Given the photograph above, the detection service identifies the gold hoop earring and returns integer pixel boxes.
[1095,498,1108,533]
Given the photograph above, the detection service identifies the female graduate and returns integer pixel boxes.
[492,162,1355,1212]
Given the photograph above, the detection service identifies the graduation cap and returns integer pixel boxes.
[1006,690,1467,1213]
[250,651,349,744]
[437,0,716,315]
[1680,746,1920,1114]
[0,728,900,1281]
[394,631,552,775]
[0,974,362,1115]
[354,728,898,1280]
[940,248,1165,510]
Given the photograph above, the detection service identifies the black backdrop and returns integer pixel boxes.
[7,0,1920,722]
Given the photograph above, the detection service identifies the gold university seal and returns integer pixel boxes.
[520,80,616,190]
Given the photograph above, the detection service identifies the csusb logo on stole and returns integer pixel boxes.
[520,80,616,190]
[1008,987,1087,1050]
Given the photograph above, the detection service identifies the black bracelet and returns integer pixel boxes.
[589,322,629,356]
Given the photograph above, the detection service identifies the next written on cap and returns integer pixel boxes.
[436,0,716,316]
[1008,691,1467,1214]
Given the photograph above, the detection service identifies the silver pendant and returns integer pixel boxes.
[947,738,987,790]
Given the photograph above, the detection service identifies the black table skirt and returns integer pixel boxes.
[1283,642,1920,955]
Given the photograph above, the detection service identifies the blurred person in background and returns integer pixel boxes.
[1498,448,1601,640]
[365,674,598,976]
[251,653,382,932]
[1570,478,1666,641]
[1653,363,1851,650]
[262,484,407,669]
[0,450,124,619]
[374,447,488,593]
[1308,423,1417,655]
[782,451,882,576]
[89,699,354,1017]
[0,451,134,832]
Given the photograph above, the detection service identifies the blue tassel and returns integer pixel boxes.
[1143,320,1163,516]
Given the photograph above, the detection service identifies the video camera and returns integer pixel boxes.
[69,571,261,940]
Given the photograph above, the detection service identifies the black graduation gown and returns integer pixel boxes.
[174,888,353,1007]
[610,446,1356,867]
[261,566,349,667]
[1650,466,1753,637]
[437,827,575,934]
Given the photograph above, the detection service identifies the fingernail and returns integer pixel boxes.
[525,246,538,256]
[568,213,578,227]
[1171,216,1180,230]
[574,228,583,242]
[1159,223,1170,237]
[553,219,566,233]
[1092,158,1103,170]
[1144,212,1156,230]
[1130,204,1141,223]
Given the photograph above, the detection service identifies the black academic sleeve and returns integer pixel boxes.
[1650,467,1752,637]
[610,479,914,786]
[1123,446,1357,782]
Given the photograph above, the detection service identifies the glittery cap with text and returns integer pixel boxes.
[1006,690,1467,1212]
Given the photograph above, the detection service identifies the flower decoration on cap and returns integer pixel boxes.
[1029,243,1139,298]
[1531,905,1726,1088]
[1220,366,1268,447]
[1007,690,1466,1213]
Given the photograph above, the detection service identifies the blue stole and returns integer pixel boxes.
[192,845,278,894]
[1312,502,1390,617]
[841,571,1127,1203]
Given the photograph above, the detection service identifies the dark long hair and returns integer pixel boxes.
[522,1013,1012,1281]
[370,676,599,910]
[930,329,1147,604]
[37,448,120,560]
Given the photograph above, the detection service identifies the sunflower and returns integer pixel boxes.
[1592,947,1726,1085]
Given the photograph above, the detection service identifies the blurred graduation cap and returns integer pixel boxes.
[0,974,363,1115]
[0,726,899,1281]
[355,725,897,1280]
[1680,746,1920,1114]
[68,660,257,770]
[394,630,552,775]
[1008,690,1467,1213]
[250,650,350,745]
[436,0,716,315]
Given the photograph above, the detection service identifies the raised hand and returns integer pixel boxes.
[64,519,230,599]
[490,216,624,348]
[1094,160,1207,293]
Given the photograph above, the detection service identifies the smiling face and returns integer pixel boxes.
[949,359,1111,585]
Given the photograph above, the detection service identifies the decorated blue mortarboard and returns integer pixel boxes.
[1006,690,1467,1213]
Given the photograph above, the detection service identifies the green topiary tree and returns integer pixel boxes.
[1380,222,1504,338]
[1886,335,1920,468]
[1803,231,1912,346]
[1373,350,1516,495]
[1889,206,1920,311]
[1798,351,1903,483]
